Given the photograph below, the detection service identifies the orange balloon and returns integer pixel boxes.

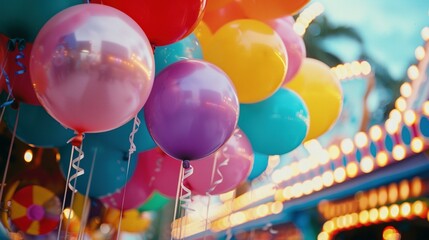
[206,0,233,11]
[193,21,212,56]
[203,0,247,32]
[238,0,309,20]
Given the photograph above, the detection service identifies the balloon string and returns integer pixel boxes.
[65,143,84,239]
[225,190,236,240]
[0,69,14,108]
[57,146,76,240]
[78,147,97,240]
[171,163,184,240]
[208,148,230,193]
[179,161,194,239]
[68,144,85,192]
[116,115,140,239]
[0,107,19,210]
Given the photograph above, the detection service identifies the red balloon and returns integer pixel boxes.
[3,40,40,105]
[139,148,182,198]
[186,128,253,195]
[0,35,7,90]
[100,157,153,210]
[203,1,247,32]
[99,0,206,46]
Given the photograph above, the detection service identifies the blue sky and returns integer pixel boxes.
[315,0,429,79]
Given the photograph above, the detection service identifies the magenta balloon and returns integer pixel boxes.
[267,17,306,84]
[186,128,253,195]
[139,148,182,198]
[144,59,239,160]
[30,4,155,134]
[100,157,153,210]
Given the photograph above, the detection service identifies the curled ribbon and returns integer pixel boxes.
[207,147,230,194]
[0,69,14,108]
[68,145,85,192]
[262,223,278,235]
[128,116,141,156]
[180,161,195,212]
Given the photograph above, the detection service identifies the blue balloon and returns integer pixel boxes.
[247,152,269,181]
[238,88,309,155]
[59,138,137,198]
[88,109,156,153]
[4,102,75,147]
[154,33,203,75]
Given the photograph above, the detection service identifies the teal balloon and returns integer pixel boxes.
[4,102,75,147]
[137,191,171,212]
[247,152,269,181]
[0,0,83,41]
[59,138,137,197]
[238,88,309,155]
[88,109,156,153]
[154,33,203,75]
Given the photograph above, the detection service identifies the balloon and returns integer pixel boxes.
[206,0,233,11]
[0,35,6,90]
[285,58,343,141]
[205,19,287,103]
[238,0,309,20]
[0,0,83,42]
[154,33,203,75]
[3,40,39,105]
[3,102,74,148]
[98,0,206,46]
[247,152,269,181]
[138,148,182,198]
[238,88,309,155]
[100,153,153,210]
[144,59,239,160]
[138,191,171,212]
[192,21,213,56]
[203,1,247,32]
[88,108,156,153]
[104,209,151,233]
[30,4,155,134]
[59,138,137,197]
[267,17,306,85]
[186,128,254,195]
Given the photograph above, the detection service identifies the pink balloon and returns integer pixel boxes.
[267,17,306,84]
[3,41,40,105]
[30,4,155,134]
[139,148,182,198]
[100,157,153,210]
[186,128,254,195]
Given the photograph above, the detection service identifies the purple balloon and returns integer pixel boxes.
[144,59,239,160]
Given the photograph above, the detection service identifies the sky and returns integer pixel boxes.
[315,0,429,79]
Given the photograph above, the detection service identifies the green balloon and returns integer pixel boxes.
[0,0,83,42]
[138,192,171,212]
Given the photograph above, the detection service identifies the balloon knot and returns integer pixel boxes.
[183,160,191,169]
[7,38,25,52]
[70,133,84,147]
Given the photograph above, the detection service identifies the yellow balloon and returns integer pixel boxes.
[205,19,287,103]
[193,21,212,57]
[285,58,343,141]
[104,208,150,233]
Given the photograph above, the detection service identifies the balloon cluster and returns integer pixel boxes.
[0,0,344,235]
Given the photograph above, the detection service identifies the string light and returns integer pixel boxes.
[411,138,424,153]
[354,132,369,148]
[24,149,33,163]
[407,65,419,81]
[415,46,426,60]
[369,125,383,141]
[400,82,413,98]
[340,138,355,154]
[392,145,406,161]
